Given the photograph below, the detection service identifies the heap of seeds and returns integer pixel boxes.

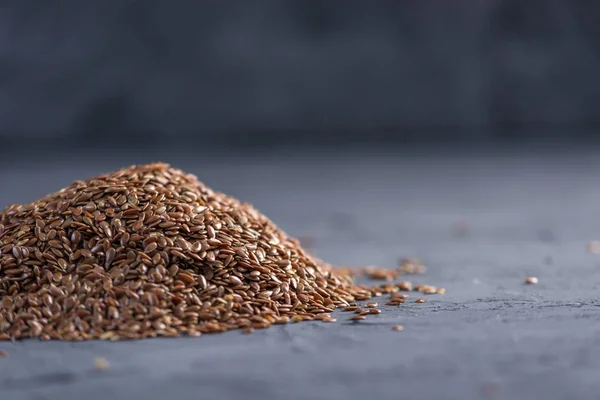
[0,163,441,340]
[0,163,382,340]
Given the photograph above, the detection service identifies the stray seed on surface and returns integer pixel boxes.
[525,276,538,285]
[415,298,425,303]
[0,350,8,358]
[94,357,109,371]
[366,302,378,308]
[392,324,404,331]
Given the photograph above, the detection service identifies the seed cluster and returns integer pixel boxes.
[0,163,439,341]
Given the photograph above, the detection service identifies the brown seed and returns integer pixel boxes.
[366,302,378,308]
[229,275,243,286]
[421,286,438,295]
[524,276,538,285]
[415,298,425,303]
[179,272,195,285]
[392,324,404,331]
[144,242,158,253]
[0,350,8,358]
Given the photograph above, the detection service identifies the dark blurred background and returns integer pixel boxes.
[1,0,599,154]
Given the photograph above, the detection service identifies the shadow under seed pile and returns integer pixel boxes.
[0,163,375,340]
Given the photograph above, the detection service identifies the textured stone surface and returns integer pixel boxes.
[1,149,600,399]
[1,0,599,144]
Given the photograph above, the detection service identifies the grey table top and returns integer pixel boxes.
[2,148,600,400]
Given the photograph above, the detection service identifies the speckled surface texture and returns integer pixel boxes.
[1,149,600,400]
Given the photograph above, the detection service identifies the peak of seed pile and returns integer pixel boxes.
[0,163,440,341]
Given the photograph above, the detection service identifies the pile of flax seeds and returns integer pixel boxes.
[0,163,441,340]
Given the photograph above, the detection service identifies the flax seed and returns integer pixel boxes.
[0,163,440,341]
[94,357,109,371]
[525,276,538,285]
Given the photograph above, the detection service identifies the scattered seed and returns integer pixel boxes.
[0,350,8,358]
[392,324,404,331]
[417,285,438,295]
[364,266,397,281]
[94,357,109,371]
[415,298,425,303]
[525,276,538,285]
[366,302,378,308]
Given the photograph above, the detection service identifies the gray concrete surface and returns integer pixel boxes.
[1,149,600,400]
